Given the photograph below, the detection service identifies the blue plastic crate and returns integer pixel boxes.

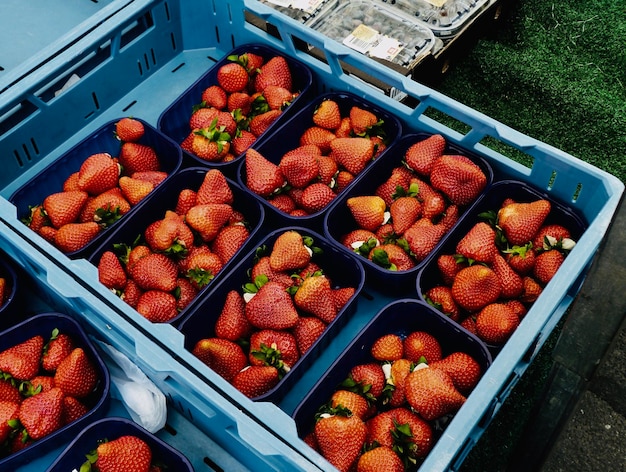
[323,132,494,294]
[158,42,315,178]
[0,0,623,470]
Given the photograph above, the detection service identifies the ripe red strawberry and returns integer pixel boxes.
[279,146,320,188]
[455,222,498,264]
[451,264,501,312]
[520,276,543,304]
[42,330,75,372]
[231,129,257,155]
[334,170,355,193]
[294,274,338,323]
[269,193,297,214]
[504,243,536,275]
[0,335,45,380]
[0,400,19,443]
[232,365,280,398]
[94,435,152,472]
[174,277,198,311]
[217,62,249,93]
[43,190,88,229]
[389,407,434,459]
[405,134,446,176]
[404,331,442,364]
[211,224,250,264]
[228,91,253,114]
[61,396,89,425]
[299,126,336,153]
[504,299,528,319]
[81,189,131,226]
[492,252,524,299]
[316,155,338,185]
[315,413,367,472]
[129,252,178,292]
[369,244,416,272]
[201,84,228,110]
[430,351,482,394]
[192,128,231,162]
[413,177,446,220]
[78,153,120,195]
[475,303,520,344]
[119,142,161,175]
[0,379,22,404]
[254,55,292,92]
[136,290,178,322]
[357,446,403,472]
[185,203,233,242]
[118,175,155,205]
[403,218,447,262]
[330,137,375,175]
[121,279,143,308]
[349,106,379,136]
[292,316,327,354]
[263,85,296,110]
[237,51,265,75]
[347,195,387,232]
[375,167,413,207]
[251,256,297,288]
[27,375,56,394]
[249,329,299,369]
[387,358,412,408]
[424,285,461,321]
[430,154,487,206]
[192,337,248,382]
[54,221,101,253]
[245,281,299,330]
[533,249,565,285]
[98,250,128,290]
[370,334,404,361]
[533,224,572,250]
[389,195,421,235]
[300,182,336,214]
[53,347,98,398]
[249,109,283,137]
[269,230,312,272]
[188,107,219,130]
[405,366,466,421]
[132,170,168,187]
[341,229,379,253]
[184,248,223,289]
[313,99,342,130]
[174,188,197,216]
[63,172,81,192]
[146,210,195,255]
[330,390,371,420]
[497,199,552,246]
[214,290,253,341]
[196,169,234,205]
[115,117,145,142]
[19,387,65,440]
[349,363,386,399]
[245,148,285,197]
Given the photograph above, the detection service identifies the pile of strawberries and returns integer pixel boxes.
[338,134,488,271]
[243,97,391,216]
[96,169,255,323]
[190,230,358,398]
[423,195,577,346]
[24,118,170,254]
[303,329,484,471]
[179,51,300,162]
[0,328,101,459]
[78,434,163,472]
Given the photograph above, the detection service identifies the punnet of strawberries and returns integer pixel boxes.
[177,50,303,163]
[187,229,361,399]
[300,319,487,471]
[333,133,490,273]
[0,327,103,460]
[422,188,580,347]
[242,95,398,217]
[95,168,260,323]
[21,118,173,255]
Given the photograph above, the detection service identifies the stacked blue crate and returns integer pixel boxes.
[0,0,623,470]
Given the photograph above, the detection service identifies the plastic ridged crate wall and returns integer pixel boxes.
[0,0,623,470]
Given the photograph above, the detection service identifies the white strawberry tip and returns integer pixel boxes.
[414,362,429,371]
[383,211,391,225]
[351,239,379,250]
[382,363,393,384]
[562,237,576,250]
[305,246,313,257]
[243,292,256,303]
[319,412,332,419]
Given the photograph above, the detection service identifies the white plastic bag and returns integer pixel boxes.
[96,340,167,433]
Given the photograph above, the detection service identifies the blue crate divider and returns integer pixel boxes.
[0,0,623,470]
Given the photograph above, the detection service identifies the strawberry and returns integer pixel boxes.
[118,175,155,205]
[533,249,565,284]
[192,338,248,382]
[188,107,219,130]
[369,244,416,272]
[245,148,285,197]
[228,91,253,114]
[403,331,442,364]
[254,55,292,92]
[121,279,143,308]
[136,290,178,322]
[357,446,404,472]
[217,62,249,93]
[341,229,379,254]
[174,277,198,311]
[78,153,120,195]
[249,109,282,137]
[119,142,161,175]
[330,137,375,175]
[405,134,446,176]
[504,243,536,275]
[405,366,466,421]
[26,204,50,232]
[263,85,296,110]
[269,230,312,272]
[192,127,231,162]
[387,358,412,408]
[27,375,56,394]
[174,188,198,216]
[330,390,371,420]
[520,276,543,304]
[347,195,387,231]
[232,365,280,398]
[94,435,152,472]
[451,264,501,312]
[251,256,297,288]
[98,250,128,290]
[294,274,338,323]
[424,285,461,321]
[533,224,573,250]
[41,330,75,372]
[211,224,250,264]
[279,146,320,188]
[475,303,520,344]
[81,189,131,226]
[115,117,145,142]
[315,412,367,472]
[201,84,228,110]
[43,190,88,229]
[504,299,528,319]
[349,106,379,136]
[292,316,327,354]
[245,281,299,330]
[132,170,168,186]
[391,407,434,459]
[497,199,552,246]
[184,247,223,289]
[269,193,297,214]
[54,221,101,253]
[349,363,386,399]
[317,155,339,185]
[129,252,178,292]
[214,290,253,341]
[492,252,524,298]
[0,379,22,404]
[370,334,404,361]
[63,172,81,192]
[455,222,498,264]
[146,210,194,255]
[61,396,89,425]
[375,167,413,207]
[0,335,44,380]
[185,203,233,242]
[237,51,265,75]
[300,182,336,214]
[313,99,342,130]
[430,351,482,394]
[430,154,487,206]
[231,129,257,155]
[0,400,19,443]
[19,387,65,440]
[299,126,336,153]
[335,170,356,193]
[53,347,98,398]
[403,218,447,262]
[390,195,421,235]
[249,329,300,370]
[413,178,446,220]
